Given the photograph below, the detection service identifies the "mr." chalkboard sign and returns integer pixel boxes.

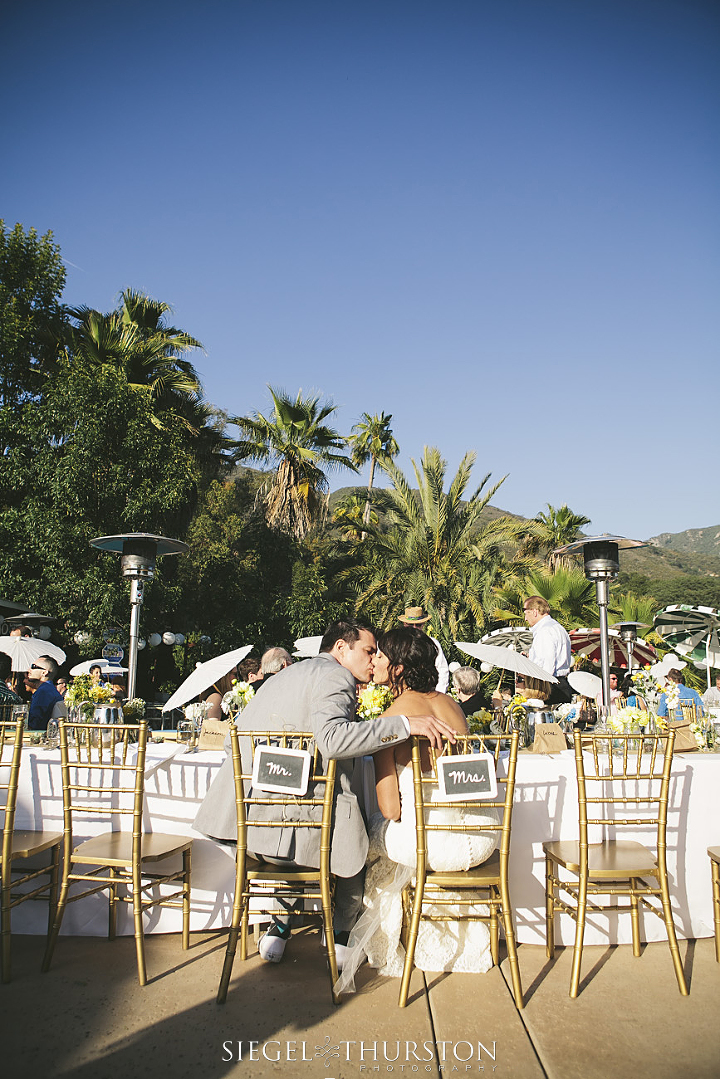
[251,745,311,796]
[436,752,497,801]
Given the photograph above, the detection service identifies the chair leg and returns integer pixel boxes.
[108,867,117,940]
[711,858,720,964]
[218,850,246,1004]
[399,878,425,1008]
[1,867,11,984]
[42,872,71,973]
[629,877,641,957]
[182,848,191,951]
[132,865,147,987]
[489,894,499,965]
[657,866,688,995]
[47,845,60,936]
[320,874,339,1005]
[499,879,524,1010]
[545,855,555,960]
[569,872,588,998]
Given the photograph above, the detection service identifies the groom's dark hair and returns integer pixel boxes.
[319,619,376,654]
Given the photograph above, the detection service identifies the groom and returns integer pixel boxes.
[193,618,455,964]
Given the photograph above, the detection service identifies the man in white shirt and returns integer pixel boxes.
[523,595,573,704]
[398,606,449,692]
[703,673,720,710]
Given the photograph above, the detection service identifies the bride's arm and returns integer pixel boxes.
[373,745,401,821]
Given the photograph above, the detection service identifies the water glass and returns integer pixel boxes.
[177,719,195,750]
[12,704,29,731]
[45,719,59,749]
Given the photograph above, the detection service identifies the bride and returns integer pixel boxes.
[335,626,498,994]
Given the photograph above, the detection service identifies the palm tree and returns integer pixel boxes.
[228,387,355,540]
[65,290,203,431]
[341,446,529,650]
[610,590,658,632]
[492,566,596,631]
[332,493,377,542]
[521,504,591,570]
[349,412,399,530]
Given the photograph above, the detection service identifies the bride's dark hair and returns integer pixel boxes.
[378,627,438,693]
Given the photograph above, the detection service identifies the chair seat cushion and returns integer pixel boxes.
[708,846,720,864]
[72,832,192,867]
[543,839,658,878]
[7,830,63,859]
[424,850,502,889]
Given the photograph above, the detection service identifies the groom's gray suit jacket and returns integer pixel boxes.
[192,653,407,877]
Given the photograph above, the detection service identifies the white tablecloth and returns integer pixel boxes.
[10,743,719,945]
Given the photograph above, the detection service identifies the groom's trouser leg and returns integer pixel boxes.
[333,869,365,934]
[255,855,365,935]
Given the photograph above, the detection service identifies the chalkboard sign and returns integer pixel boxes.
[251,745,311,796]
[436,752,497,801]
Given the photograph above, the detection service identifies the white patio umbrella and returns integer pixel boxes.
[162,645,253,712]
[69,659,128,677]
[567,671,602,699]
[455,642,558,683]
[479,626,533,652]
[0,635,66,671]
[293,635,322,658]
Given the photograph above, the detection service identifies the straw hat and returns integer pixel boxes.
[399,606,431,625]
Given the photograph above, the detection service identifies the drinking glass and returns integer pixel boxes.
[177,719,195,750]
[45,719,59,749]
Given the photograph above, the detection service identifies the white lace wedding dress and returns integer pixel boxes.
[335,762,498,994]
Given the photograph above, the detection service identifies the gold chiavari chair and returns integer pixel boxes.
[217,727,339,1004]
[42,719,192,985]
[543,729,688,998]
[398,731,523,1009]
[709,847,720,963]
[1,713,63,982]
[678,701,699,723]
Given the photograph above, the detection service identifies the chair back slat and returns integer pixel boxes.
[411,731,520,865]
[57,721,148,862]
[0,720,24,869]
[573,730,676,855]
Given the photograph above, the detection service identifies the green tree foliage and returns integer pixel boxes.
[175,476,297,652]
[341,446,529,652]
[0,220,66,407]
[493,567,596,630]
[350,411,399,530]
[228,387,356,540]
[522,503,591,570]
[65,289,204,432]
[0,362,201,644]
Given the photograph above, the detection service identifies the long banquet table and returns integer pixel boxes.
[11,742,719,946]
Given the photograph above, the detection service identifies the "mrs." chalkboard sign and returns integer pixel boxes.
[436,752,497,801]
[251,745,312,796]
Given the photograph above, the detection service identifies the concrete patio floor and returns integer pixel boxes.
[2,930,718,1079]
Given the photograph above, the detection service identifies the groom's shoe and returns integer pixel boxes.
[259,922,290,963]
[322,930,350,972]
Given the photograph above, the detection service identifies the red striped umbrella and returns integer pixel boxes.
[569,628,657,669]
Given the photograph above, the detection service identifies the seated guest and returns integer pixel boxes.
[259,647,293,682]
[657,667,705,720]
[237,656,262,683]
[55,676,69,698]
[451,666,490,715]
[621,673,646,711]
[89,663,106,687]
[702,673,720,710]
[27,657,66,730]
[200,671,237,720]
[0,653,23,706]
[108,675,127,701]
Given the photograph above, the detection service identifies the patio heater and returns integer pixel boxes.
[89,534,189,700]
[554,535,646,711]
[611,621,648,674]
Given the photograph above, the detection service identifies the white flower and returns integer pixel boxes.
[221,681,255,715]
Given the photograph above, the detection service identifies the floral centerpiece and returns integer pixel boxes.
[606,706,646,735]
[184,701,210,726]
[466,708,496,735]
[65,674,116,719]
[554,702,578,726]
[122,698,145,720]
[221,680,255,718]
[630,668,664,709]
[357,683,393,720]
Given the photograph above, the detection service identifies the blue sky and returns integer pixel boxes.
[3,0,718,539]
